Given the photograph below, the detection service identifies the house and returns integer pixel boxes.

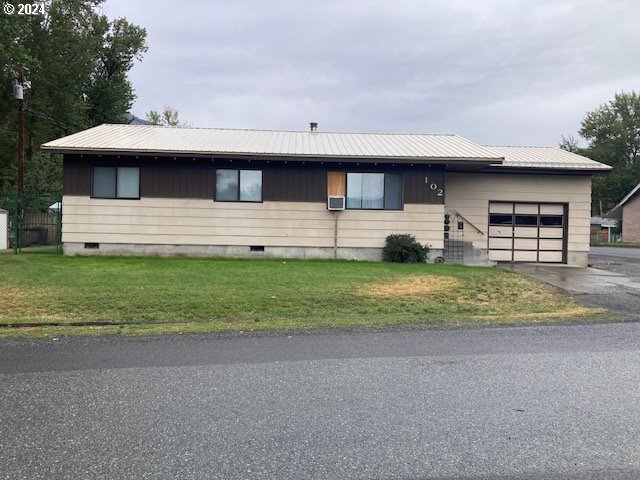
[41,124,611,265]
[608,182,640,243]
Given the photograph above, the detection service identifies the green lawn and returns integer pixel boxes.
[591,241,640,248]
[0,254,604,338]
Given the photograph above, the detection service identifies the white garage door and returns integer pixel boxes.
[488,202,566,263]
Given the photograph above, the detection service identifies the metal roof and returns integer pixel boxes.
[485,145,611,171]
[42,124,500,162]
[590,216,618,227]
[41,124,611,172]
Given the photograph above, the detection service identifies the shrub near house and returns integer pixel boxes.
[383,234,429,263]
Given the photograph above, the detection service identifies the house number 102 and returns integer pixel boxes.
[425,177,444,197]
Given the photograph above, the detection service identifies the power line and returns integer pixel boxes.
[25,107,76,134]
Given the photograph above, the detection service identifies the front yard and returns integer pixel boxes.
[0,253,604,338]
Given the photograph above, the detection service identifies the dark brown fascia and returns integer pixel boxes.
[477,165,613,175]
[46,148,504,167]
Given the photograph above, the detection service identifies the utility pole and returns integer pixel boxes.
[13,66,29,253]
[17,66,25,195]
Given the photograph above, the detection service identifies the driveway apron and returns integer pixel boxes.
[503,262,640,320]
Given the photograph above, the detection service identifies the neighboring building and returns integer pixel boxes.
[42,124,611,265]
[608,182,640,243]
[590,217,619,243]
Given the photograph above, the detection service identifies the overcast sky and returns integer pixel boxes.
[104,0,640,146]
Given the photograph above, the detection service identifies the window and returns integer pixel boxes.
[515,215,538,226]
[490,213,565,227]
[216,169,262,202]
[92,166,139,199]
[346,172,403,210]
[489,214,513,225]
[384,173,403,210]
[540,215,563,227]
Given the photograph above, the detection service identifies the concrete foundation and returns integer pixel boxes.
[567,251,589,267]
[64,242,382,261]
[443,240,494,266]
[63,242,586,266]
[63,243,451,263]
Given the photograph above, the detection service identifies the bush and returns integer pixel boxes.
[382,234,430,263]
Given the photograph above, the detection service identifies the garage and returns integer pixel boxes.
[488,202,567,263]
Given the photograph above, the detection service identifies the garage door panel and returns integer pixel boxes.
[540,204,564,215]
[513,251,538,262]
[539,228,564,239]
[489,203,513,214]
[489,237,513,249]
[539,239,563,251]
[514,238,538,250]
[514,227,538,238]
[515,204,538,214]
[489,226,513,237]
[489,250,513,261]
[539,251,563,263]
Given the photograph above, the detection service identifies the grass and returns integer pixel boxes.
[591,241,640,248]
[0,254,605,338]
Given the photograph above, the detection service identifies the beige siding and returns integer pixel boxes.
[62,197,444,249]
[445,173,592,253]
[622,194,640,243]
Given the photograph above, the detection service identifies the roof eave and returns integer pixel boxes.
[607,181,640,215]
[487,164,613,174]
[42,146,504,165]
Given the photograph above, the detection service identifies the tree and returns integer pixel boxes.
[580,91,640,168]
[85,17,147,125]
[0,0,147,192]
[146,106,189,127]
[558,135,579,153]
[570,91,640,214]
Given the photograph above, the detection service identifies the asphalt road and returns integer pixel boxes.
[1,324,639,480]
[581,247,640,316]
[590,246,640,261]
[589,246,640,278]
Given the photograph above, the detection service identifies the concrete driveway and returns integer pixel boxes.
[504,249,640,319]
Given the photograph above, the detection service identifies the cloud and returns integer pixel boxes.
[106,0,640,145]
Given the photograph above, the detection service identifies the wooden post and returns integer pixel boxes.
[333,213,338,259]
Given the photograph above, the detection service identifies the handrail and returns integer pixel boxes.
[447,209,485,236]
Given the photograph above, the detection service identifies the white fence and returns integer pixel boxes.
[0,209,7,250]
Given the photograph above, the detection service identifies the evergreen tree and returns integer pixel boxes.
[0,0,147,192]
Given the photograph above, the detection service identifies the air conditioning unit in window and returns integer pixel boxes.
[327,196,346,211]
